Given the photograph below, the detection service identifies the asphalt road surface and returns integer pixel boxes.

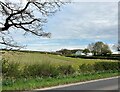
[38,77,119,91]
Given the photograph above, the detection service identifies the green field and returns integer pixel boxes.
[1,51,120,90]
[2,51,118,70]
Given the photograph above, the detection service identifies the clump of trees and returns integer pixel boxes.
[56,49,83,56]
[56,49,72,55]
[82,48,90,55]
[56,41,112,56]
[87,41,112,56]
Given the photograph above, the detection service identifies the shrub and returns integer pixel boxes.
[2,58,119,79]
[23,63,59,78]
[2,58,21,78]
[2,78,16,86]
[94,62,120,71]
[79,64,94,73]
[93,62,104,71]
[79,62,120,73]
[57,65,75,75]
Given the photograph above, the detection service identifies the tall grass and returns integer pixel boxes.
[1,51,120,90]
[2,58,120,79]
[2,51,118,70]
[3,71,119,90]
[2,58,76,79]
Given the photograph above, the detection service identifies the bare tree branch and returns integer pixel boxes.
[0,0,64,49]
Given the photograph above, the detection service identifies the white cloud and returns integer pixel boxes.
[1,2,118,51]
[45,2,118,41]
[24,43,87,51]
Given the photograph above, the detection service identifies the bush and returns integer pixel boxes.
[57,65,75,75]
[93,62,104,71]
[79,64,94,73]
[2,58,21,78]
[94,62,120,71]
[2,59,60,78]
[2,58,119,79]
[23,63,59,78]
[2,58,76,78]
[24,64,75,77]
[2,77,16,86]
[67,55,120,60]
[79,62,120,73]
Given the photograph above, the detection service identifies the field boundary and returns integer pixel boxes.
[35,76,120,91]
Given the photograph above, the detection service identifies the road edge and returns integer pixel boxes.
[35,76,120,91]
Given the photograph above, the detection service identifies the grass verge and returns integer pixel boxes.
[2,70,119,91]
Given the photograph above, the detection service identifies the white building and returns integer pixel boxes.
[86,53,93,56]
[75,51,85,56]
[75,51,93,56]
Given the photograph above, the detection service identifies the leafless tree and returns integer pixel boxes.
[0,0,64,49]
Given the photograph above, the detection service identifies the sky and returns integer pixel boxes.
[0,1,119,52]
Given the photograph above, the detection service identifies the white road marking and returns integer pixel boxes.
[35,76,119,91]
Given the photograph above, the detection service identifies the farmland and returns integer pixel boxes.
[1,50,120,90]
[1,51,117,70]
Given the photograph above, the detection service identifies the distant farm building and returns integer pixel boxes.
[75,50,93,56]
[75,50,84,56]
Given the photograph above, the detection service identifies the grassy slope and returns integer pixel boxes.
[2,51,117,70]
[1,51,119,90]
[3,71,119,90]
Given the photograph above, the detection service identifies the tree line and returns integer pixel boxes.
[86,41,112,56]
[57,41,112,56]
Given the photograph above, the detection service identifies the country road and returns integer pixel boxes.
[37,77,119,91]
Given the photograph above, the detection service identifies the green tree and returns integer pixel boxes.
[101,44,112,56]
[82,48,90,55]
[88,41,112,56]
[57,49,72,56]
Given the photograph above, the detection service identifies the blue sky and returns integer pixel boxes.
[1,2,118,52]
